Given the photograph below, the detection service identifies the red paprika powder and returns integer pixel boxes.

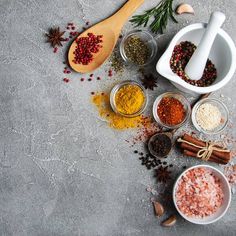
[157,97,185,125]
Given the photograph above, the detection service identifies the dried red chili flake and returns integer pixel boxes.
[157,97,185,126]
[63,78,70,83]
[72,26,75,30]
[88,78,92,81]
[66,26,70,30]
[90,74,94,77]
[97,76,101,80]
[72,33,103,65]
[53,47,58,53]
[86,21,89,25]
[91,92,95,95]
[80,78,85,81]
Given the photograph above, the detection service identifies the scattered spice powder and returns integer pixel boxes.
[176,167,224,218]
[72,33,103,65]
[157,97,185,126]
[92,93,144,129]
[170,41,217,86]
[115,84,145,115]
[110,51,124,73]
[224,164,236,185]
[124,35,150,65]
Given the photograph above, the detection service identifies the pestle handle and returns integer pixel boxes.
[185,11,226,81]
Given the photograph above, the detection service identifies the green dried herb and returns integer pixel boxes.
[110,51,124,73]
[124,36,150,65]
[130,0,177,34]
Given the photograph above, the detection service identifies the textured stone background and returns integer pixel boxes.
[0,0,236,235]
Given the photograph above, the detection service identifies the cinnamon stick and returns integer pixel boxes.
[180,142,230,162]
[183,150,228,165]
[183,134,230,160]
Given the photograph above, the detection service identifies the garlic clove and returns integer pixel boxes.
[176,3,194,15]
[153,201,164,217]
[161,215,177,227]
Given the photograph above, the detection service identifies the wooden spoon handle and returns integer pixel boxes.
[109,0,145,30]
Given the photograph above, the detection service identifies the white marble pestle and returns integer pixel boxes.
[185,11,226,81]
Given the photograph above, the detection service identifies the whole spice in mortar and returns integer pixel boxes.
[175,167,224,218]
[92,92,143,129]
[115,84,145,115]
[149,134,172,157]
[72,33,103,65]
[157,97,185,126]
[195,103,222,131]
[124,36,150,65]
[170,41,217,86]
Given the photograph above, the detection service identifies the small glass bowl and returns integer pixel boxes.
[119,30,157,66]
[153,92,191,129]
[192,98,229,135]
[110,80,148,117]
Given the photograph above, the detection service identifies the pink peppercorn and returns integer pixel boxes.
[72,33,103,65]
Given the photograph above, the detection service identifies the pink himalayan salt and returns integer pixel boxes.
[176,167,224,218]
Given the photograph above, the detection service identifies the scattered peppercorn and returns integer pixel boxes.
[170,41,217,87]
[63,78,70,83]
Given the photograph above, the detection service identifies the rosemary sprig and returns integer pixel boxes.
[130,0,177,34]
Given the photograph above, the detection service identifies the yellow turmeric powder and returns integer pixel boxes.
[115,84,145,115]
[92,92,143,129]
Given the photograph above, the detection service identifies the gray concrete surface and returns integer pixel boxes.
[0,0,236,235]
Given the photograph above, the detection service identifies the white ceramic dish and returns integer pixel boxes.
[173,164,231,225]
[156,23,236,94]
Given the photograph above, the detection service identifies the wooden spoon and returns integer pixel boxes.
[68,0,144,73]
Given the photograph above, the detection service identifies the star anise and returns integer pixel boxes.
[141,74,158,90]
[155,166,171,183]
[46,27,66,47]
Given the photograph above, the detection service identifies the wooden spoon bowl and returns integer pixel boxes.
[68,0,144,73]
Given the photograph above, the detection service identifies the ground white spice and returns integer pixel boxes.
[196,103,221,131]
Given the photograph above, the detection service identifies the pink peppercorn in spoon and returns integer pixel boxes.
[68,0,144,73]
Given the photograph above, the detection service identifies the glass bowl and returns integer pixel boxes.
[191,98,229,134]
[153,92,191,129]
[110,80,148,117]
[119,30,157,66]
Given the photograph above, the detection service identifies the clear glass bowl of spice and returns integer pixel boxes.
[119,30,157,66]
[153,92,191,129]
[110,80,148,117]
[192,98,229,134]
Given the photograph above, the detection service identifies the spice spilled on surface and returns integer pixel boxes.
[92,93,143,129]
